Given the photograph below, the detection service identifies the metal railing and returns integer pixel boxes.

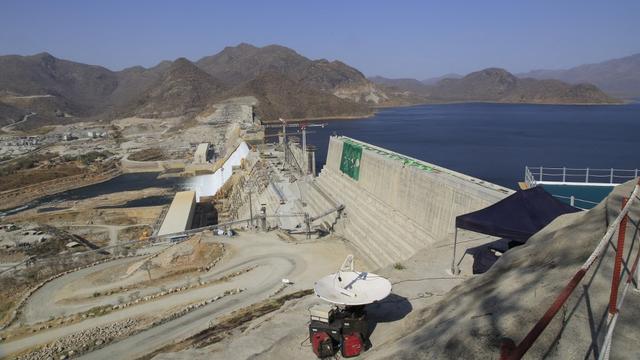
[551,194,600,210]
[500,181,640,359]
[525,166,639,187]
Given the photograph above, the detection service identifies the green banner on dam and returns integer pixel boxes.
[340,141,362,180]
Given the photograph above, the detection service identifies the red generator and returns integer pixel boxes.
[341,332,363,357]
[311,331,335,358]
[309,318,340,358]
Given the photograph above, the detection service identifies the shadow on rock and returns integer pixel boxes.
[366,293,413,346]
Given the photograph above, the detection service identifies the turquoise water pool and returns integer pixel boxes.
[542,184,614,209]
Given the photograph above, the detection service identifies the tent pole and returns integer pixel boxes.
[451,227,459,275]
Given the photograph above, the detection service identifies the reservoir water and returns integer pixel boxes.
[5,103,639,215]
[306,103,640,193]
[1,173,187,216]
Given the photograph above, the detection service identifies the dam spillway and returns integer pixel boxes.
[189,141,250,201]
[302,136,514,268]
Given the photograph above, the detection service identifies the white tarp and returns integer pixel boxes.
[189,142,250,201]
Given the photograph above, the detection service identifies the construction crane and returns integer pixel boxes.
[262,130,317,140]
[264,118,327,152]
[264,119,327,175]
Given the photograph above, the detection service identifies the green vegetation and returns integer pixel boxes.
[62,150,113,165]
[393,262,406,270]
[129,148,167,161]
[0,152,56,176]
[78,150,113,165]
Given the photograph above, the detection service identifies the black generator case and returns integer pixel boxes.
[340,307,368,341]
[309,319,343,342]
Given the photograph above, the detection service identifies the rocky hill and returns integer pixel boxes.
[368,76,432,95]
[122,58,227,118]
[0,53,118,118]
[196,43,392,107]
[519,53,640,99]
[0,46,628,129]
[227,72,371,120]
[421,73,463,85]
[0,45,396,127]
[372,68,619,104]
[0,102,28,127]
[429,68,618,104]
[366,180,639,359]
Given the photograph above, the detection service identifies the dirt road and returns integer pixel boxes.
[0,231,349,359]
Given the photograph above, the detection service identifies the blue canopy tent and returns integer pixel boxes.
[450,186,580,273]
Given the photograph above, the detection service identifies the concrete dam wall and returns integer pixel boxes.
[304,136,513,268]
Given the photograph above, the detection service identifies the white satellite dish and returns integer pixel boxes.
[314,255,392,306]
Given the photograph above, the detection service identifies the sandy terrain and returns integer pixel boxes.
[150,230,496,359]
[0,230,351,359]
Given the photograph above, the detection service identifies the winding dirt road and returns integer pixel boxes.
[0,232,348,359]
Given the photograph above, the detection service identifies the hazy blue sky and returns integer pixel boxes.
[1,0,638,79]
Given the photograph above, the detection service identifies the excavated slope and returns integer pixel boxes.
[367,179,640,359]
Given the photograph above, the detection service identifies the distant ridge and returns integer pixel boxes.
[428,68,618,104]
[370,68,618,104]
[518,53,640,99]
[0,44,397,127]
[0,45,628,129]
[422,73,463,85]
[368,76,431,95]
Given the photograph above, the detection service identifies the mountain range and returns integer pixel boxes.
[371,68,618,105]
[0,44,634,129]
[0,44,388,128]
[370,53,640,103]
[518,53,640,99]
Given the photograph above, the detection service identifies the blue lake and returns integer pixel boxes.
[306,102,640,192]
[1,173,186,216]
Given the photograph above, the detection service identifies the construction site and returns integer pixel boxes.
[1,100,639,360]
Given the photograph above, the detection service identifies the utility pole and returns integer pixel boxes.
[301,124,310,175]
[248,186,253,229]
[280,118,287,164]
[279,118,287,146]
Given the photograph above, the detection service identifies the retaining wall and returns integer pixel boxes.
[305,136,513,268]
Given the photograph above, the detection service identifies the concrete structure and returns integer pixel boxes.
[287,141,316,176]
[303,136,513,268]
[157,191,196,236]
[193,143,210,164]
[189,142,250,201]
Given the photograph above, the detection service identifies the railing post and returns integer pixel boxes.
[608,197,628,320]
[539,166,543,182]
[586,168,590,183]
[635,168,638,179]
[570,195,575,207]
[636,257,640,292]
[610,168,614,184]
[562,167,566,183]
[451,227,460,275]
